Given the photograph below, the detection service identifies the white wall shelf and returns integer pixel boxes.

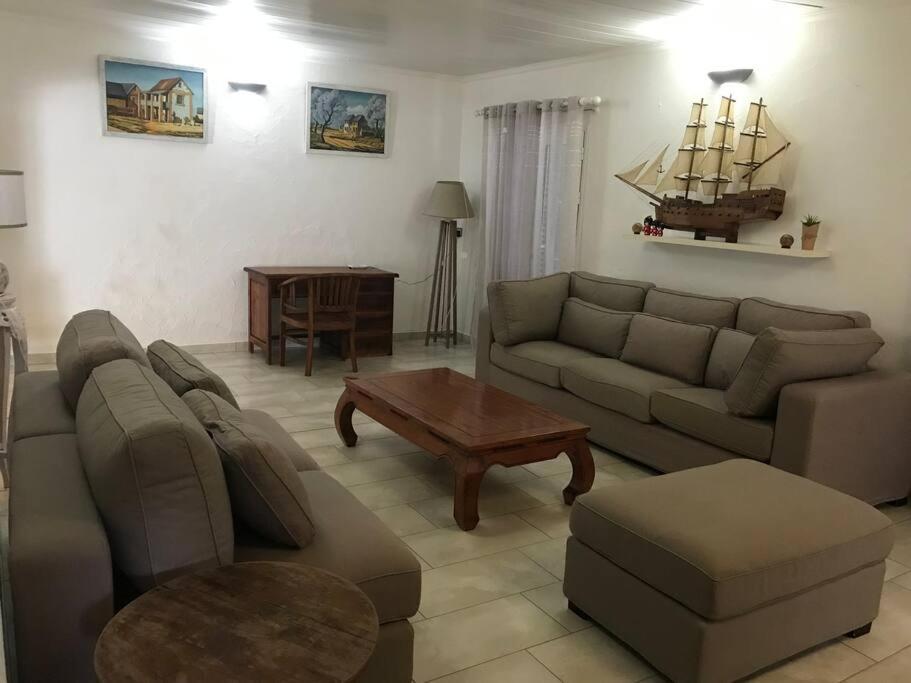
[623,234,831,259]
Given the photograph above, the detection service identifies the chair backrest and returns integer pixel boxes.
[280,275,361,317]
[310,275,360,313]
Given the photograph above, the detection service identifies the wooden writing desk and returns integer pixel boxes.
[244,266,398,365]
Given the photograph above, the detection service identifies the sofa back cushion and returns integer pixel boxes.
[76,360,233,591]
[487,273,570,346]
[736,297,871,334]
[570,272,654,312]
[725,327,884,417]
[147,340,239,408]
[644,288,740,328]
[182,390,315,548]
[620,314,717,385]
[56,310,150,410]
[704,329,756,390]
[557,298,633,358]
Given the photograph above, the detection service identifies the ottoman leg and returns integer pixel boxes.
[845,623,872,639]
[568,601,591,621]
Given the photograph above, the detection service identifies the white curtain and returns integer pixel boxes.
[472,97,588,339]
[533,98,585,275]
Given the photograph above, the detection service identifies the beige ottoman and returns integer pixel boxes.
[564,460,894,683]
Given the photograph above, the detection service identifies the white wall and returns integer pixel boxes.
[459,1,911,367]
[0,11,462,353]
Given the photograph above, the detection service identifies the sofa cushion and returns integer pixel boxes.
[570,272,654,311]
[557,298,632,358]
[10,370,75,442]
[234,470,421,624]
[704,328,756,390]
[570,460,893,620]
[76,359,233,591]
[652,387,774,461]
[182,390,315,549]
[240,409,321,472]
[491,341,597,388]
[644,288,740,328]
[561,358,689,423]
[56,309,150,410]
[147,339,239,408]
[737,297,871,334]
[620,314,716,385]
[487,273,570,346]
[725,327,884,417]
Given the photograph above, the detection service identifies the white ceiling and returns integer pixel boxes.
[0,0,823,76]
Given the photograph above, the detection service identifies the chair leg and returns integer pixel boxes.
[349,331,358,373]
[305,330,314,376]
[279,322,286,367]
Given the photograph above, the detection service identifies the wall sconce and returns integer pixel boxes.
[228,82,267,93]
[708,68,754,85]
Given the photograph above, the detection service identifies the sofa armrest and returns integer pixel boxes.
[9,434,114,683]
[771,370,911,505]
[475,306,494,383]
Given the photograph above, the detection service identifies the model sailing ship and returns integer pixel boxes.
[616,95,790,243]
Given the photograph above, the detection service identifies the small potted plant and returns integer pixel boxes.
[801,214,821,251]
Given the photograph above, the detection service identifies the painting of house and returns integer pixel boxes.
[139,77,194,124]
[105,82,140,117]
[100,57,208,143]
[308,83,390,157]
[343,115,369,138]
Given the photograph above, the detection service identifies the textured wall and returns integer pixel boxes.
[0,11,462,353]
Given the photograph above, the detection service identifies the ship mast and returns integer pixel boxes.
[683,97,705,200]
[713,95,734,202]
[746,97,763,191]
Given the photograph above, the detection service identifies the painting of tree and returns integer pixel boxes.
[308,84,390,156]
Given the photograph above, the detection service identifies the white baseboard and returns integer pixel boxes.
[27,333,471,367]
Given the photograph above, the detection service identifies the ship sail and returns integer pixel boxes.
[657,100,707,196]
[733,100,769,173]
[616,160,648,184]
[701,95,737,196]
[734,99,790,189]
[636,145,668,186]
[746,112,787,187]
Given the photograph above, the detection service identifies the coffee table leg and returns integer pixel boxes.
[563,440,595,505]
[334,390,358,447]
[452,455,487,531]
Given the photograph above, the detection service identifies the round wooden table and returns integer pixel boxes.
[94,561,379,683]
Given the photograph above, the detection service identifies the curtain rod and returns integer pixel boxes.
[474,96,602,117]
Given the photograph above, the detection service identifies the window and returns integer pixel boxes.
[176,95,185,106]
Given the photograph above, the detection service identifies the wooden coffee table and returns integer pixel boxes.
[94,562,378,683]
[334,368,594,530]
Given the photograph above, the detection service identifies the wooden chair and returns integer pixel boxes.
[279,275,361,376]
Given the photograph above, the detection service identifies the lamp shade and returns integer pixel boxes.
[424,181,475,220]
[0,171,26,228]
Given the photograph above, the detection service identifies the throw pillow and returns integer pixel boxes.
[620,314,717,385]
[725,327,884,417]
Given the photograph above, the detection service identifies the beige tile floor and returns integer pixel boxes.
[16,339,911,682]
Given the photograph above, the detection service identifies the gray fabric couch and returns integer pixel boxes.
[7,311,419,683]
[476,272,911,505]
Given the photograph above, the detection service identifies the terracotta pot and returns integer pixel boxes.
[801,222,820,250]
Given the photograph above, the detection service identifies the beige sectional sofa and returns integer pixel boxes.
[8,311,419,683]
[476,272,911,505]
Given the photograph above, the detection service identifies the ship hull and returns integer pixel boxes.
[655,188,786,243]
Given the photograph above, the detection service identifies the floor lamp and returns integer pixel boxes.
[424,181,474,347]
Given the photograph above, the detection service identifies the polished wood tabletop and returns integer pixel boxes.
[94,562,379,683]
[342,368,588,452]
[335,368,594,530]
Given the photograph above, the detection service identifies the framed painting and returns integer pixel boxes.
[307,83,390,157]
[99,56,210,143]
